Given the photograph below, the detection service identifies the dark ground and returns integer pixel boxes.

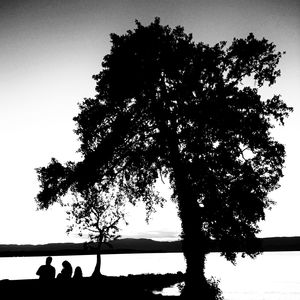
[0,272,185,299]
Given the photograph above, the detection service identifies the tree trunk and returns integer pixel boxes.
[91,250,101,278]
[162,123,212,297]
[175,175,212,298]
[155,96,213,297]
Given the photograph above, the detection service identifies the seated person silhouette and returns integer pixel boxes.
[57,260,73,279]
[36,256,56,279]
[73,266,83,279]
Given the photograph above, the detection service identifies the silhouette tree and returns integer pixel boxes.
[65,185,127,277]
[35,18,292,297]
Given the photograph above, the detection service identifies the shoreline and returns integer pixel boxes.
[0,272,184,299]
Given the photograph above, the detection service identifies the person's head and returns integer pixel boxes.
[62,260,71,269]
[74,266,82,277]
[46,256,52,265]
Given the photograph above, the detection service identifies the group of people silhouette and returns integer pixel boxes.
[36,256,83,280]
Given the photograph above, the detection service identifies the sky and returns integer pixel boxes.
[0,0,299,245]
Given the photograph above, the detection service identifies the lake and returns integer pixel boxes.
[0,251,299,299]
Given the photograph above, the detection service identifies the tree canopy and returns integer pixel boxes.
[36,18,292,297]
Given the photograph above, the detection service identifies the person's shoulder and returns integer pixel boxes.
[36,264,45,274]
[37,265,45,271]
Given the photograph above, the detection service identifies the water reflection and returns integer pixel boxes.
[154,282,184,296]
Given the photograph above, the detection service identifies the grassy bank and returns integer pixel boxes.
[0,272,185,299]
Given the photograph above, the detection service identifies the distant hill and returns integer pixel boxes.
[260,236,300,251]
[0,238,182,257]
[1,236,300,257]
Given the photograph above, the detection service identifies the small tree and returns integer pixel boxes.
[65,185,127,277]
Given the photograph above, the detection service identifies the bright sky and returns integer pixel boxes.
[0,0,299,244]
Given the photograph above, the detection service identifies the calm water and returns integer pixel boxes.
[0,252,299,299]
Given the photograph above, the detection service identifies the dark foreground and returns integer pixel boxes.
[0,273,185,299]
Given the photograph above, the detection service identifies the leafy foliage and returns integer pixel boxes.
[65,185,127,244]
[35,17,292,296]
